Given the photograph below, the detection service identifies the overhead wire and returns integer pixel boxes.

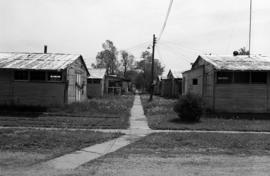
[157,0,174,41]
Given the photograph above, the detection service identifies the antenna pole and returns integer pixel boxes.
[248,0,252,57]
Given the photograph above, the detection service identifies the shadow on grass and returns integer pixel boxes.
[0,105,47,118]
[169,118,201,124]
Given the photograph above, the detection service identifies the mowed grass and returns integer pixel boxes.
[0,95,134,129]
[140,95,270,131]
[94,132,270,157]
[72,132,270,176]
[0,128,122,168]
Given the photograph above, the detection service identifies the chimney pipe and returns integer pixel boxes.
[44,45,47,54]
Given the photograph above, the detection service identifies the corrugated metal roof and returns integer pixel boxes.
[88,68,106,79]
[200,55,270,71]
[0,52,82,70]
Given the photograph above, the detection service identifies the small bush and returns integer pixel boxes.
[173,93,204,122]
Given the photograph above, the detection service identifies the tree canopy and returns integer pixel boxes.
[93,40,119,75]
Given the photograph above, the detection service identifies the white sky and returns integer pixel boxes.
[0,0,270,73]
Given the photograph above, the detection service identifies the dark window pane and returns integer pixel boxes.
[93,79,101,84]
[48,71,62,81]
[14,70,28,80]
[30,71,46,81]
[251,72,267,84]
[234,72,250,83]
[87,79,92,84]
[217,72,233,84]
[192,79,198,85]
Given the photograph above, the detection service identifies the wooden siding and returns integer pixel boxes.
[183,67,204,96]
[87,79,104,98]
[0,70,65,106]
[215,84,267,113]
[66,58,88,103]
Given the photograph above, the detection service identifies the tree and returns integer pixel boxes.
[135,50,164,91]
[238,47,250,55]
[93,40,119,75]
[120,50,134,78]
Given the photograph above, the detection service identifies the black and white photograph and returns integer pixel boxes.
[0,0,270,175]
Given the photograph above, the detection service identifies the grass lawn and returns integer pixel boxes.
[0,128,122,169]
[66,132,270,176]
[0,95,134,129]
[140,95,270,131]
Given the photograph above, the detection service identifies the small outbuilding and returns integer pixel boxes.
[104,75,131,95]
[182,54,270,113]
[0,52,89,107]
[167,70,182,98]
[87,68,106,98]
[160,70,182,98]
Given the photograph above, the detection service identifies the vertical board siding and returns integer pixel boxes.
[0,70,65,106]
[67,58,88,104]
[215,84,267,113]
[87,79,104,98]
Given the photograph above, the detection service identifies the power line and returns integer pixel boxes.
[157,0,174,41]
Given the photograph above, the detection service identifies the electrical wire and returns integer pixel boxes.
[157,0,174,41]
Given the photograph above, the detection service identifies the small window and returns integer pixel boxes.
[48,71,62,81]
[93,79,101,84]
[87,79,92,84]
[14,70,28,80]
[217,72,233,84]
[251,72,267,84]
[30,71,46,81]
[192,79,198,85]
[234,72,250,83]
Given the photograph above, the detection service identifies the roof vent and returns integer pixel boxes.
[44,45,48,54]
[233,51,239,56]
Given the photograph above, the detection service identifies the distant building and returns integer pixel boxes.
[167,70,182,98]
[183,54,270,113]
[0,52,89,106]
[159,70,182,98]
[104,75,131,95]
[87,68,106,98]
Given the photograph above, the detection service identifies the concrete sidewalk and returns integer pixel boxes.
[43,94,150,170]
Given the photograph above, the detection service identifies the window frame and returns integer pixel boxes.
[192,78,198,85]
[14,70,29,81]
[30,70,46,81]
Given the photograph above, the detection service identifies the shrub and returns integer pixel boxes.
[173,93,204,122]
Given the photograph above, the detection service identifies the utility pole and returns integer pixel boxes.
[149,34,156,101]
[248,0,252,57]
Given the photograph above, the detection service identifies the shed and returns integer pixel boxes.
[87,68,106,98]
[182,54,270,113]
[167,70,182,98]
[160,70,182,98]
[0,52,89,106]
[104,75,131,95]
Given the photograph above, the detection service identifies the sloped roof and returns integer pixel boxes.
[88,68,106,79]
[200,55,270,71]
[170,70,182,78]
[0,52,87,72]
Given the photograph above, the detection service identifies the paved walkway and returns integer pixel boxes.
[42,95,151,170]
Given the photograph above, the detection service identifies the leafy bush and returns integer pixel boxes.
[173,93,204,122]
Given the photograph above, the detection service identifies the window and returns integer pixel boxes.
[234,72,250,83]
[14,70,28,80]
[217,72,233,84]
[30,71,46,81]
[192,79,198,85]
[48,71,62,81]
[251,72,267,84]
[93,79,101,84]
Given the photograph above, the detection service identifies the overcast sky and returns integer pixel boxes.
[0,0,269,73]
